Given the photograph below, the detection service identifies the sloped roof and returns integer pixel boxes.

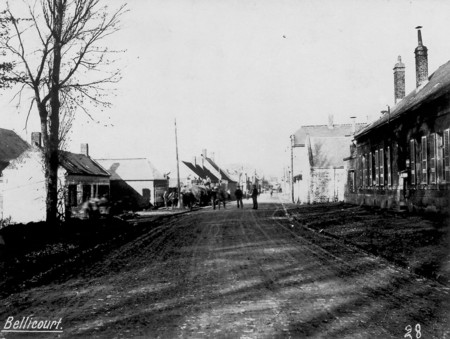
[60,152,110,176]
[356,59,450,138]
[205,157,237,182]
[182,161,220,182]
[183,161,204,178]
[309,137,350,168]
[96,158,164,180]
[0,128,29,172]
[293,123,366,146]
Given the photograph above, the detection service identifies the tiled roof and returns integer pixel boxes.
[205,157,237,183]
[309,137,350,168]
[95,158,164,180]
[183,161,204,178]
[61,152,110,176]
[293,124,366,146]
[182,161,220,182]
[0,128,29,172]
[356,59,450,138]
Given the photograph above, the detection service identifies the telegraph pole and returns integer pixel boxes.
[174,119,182,208]
[290,135,295,203]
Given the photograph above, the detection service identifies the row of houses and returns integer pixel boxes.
[0,131,167,224]
[181,149,238,198]
[291,27,450,214]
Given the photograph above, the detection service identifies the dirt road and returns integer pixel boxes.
[1,197,449,338]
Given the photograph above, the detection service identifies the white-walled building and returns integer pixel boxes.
[291,119,366,204]
[2,139,110,224]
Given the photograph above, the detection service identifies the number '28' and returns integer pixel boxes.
[405,324,421,339]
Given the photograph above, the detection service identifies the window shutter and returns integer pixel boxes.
[410,139,416,185]
[369,152,372,186]
[444,129,450,181]
[387,146,392,186]
[379,148,384,186]
[375,150,379,186]
[362,155,367,188]
[436,134,443,183]
[429,134,436,184]
[421,136,428,184]
[359,155,363,188]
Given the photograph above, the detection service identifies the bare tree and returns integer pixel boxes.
[0,0,127,224]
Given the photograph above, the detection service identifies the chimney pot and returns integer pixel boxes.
[350,116,356,134]
[81,143,89,157]
[31,132,42,147]
[327,114,334,129]
[415,26,428,88]
[393,55,405,103]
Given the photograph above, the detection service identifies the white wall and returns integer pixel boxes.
[2,150,47,223]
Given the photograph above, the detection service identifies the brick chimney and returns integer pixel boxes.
[350,116,356,134]
[327,114,334,129]
[415,26,428,88]
[81,143,89,157]
[31,132,42,147]
[393,56,405,103]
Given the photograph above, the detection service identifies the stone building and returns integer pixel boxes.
[291,117,366,204]
[345,28,450,213]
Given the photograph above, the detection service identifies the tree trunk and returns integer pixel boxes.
[45,0,63,225]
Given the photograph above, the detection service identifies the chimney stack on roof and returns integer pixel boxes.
[393,55,405,103]
[350,116,356,134]
[327,114,334,129]
[81,143,89,157]
[31,132,42,147]
[414,26,428,88]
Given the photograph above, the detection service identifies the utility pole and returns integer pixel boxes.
[174,119,182,208]
[290,135,295,203]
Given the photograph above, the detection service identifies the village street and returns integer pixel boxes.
[1,195,449,339]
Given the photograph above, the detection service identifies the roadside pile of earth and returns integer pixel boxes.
[288,203,450,285]
[0,215,168,298]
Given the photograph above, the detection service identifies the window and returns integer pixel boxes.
[68,185,77,207]
[444,129,450,182]
[379,148,384,186]
[421,136,428,184]
[429,134,436,184]
[387,146,392,186]
[410,139,416,185]
[349,170,356,193]
[82,184,91,202]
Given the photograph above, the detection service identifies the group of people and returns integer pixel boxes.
[162,183,260,211]
[234,184,259,210]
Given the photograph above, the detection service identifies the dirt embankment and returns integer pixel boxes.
[0,215,172,298]
[288,203,450,285]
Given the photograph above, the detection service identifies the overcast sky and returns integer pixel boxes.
[2,0,450,178]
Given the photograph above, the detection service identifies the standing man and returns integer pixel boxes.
[218,185,226,210]
[235,185,244,209]
[251,185,259,210]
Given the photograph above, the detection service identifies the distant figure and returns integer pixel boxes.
[270,189,273,197]
[218,186,226,210]
[235,186,244,209]
[211,185,218,210]
[163,190,169,208]
[168,191,176,209]
[251,185,259,210]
